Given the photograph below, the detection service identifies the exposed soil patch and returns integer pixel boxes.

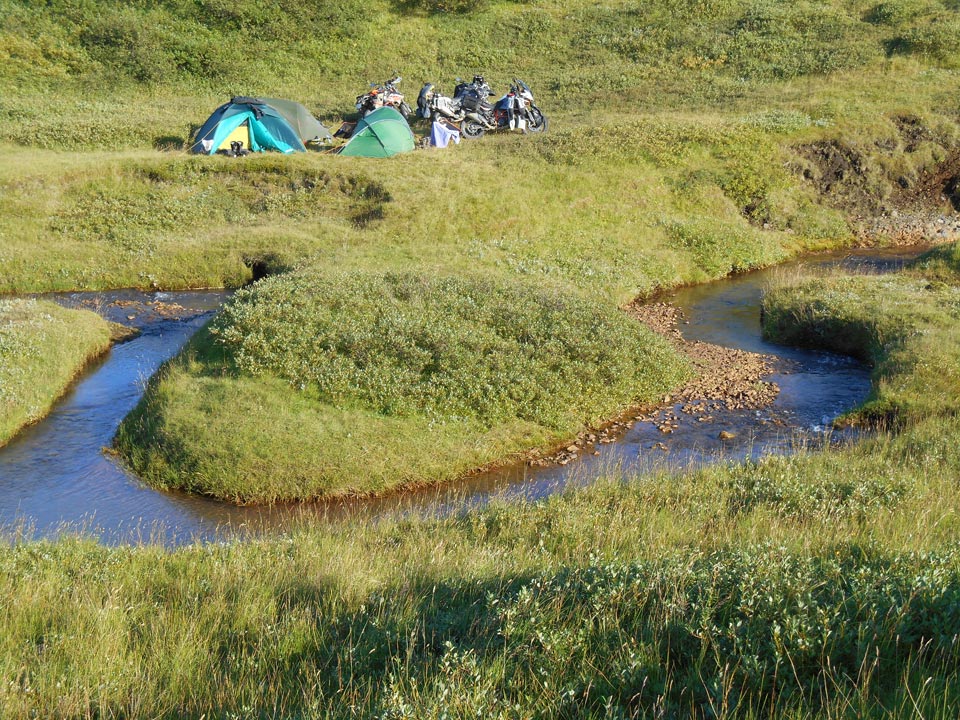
[900,150,960,211]
[794,118,960,243]
[893,114,934,153]
[796,139,886,217]
[795,139,873,211]
[525,301,780,468]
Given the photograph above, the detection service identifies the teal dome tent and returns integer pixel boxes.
[192,97,329,155]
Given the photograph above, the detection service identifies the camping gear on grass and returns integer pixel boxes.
[430,120,460,148]
[191,97,331,155]
[339,106,416,158]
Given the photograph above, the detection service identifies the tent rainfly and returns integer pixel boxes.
[191,97,331,155]
[339,107,416,158]
[259,97,333,144]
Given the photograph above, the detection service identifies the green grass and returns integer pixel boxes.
[5,248,960,717]
[0,299,111,446]
[763,256,960,424]
[7,414,960,718]
[116,271,688,501]
[2,0,960,714]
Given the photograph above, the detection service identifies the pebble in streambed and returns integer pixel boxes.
[528,302,786,467]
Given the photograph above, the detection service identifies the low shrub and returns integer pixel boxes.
[865,0,926,25]
[886,16,960,66]
[211,270,687,429]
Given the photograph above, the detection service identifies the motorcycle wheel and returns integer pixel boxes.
[527,108,548,133]
[461,120,486,139]
[399,102,412,119]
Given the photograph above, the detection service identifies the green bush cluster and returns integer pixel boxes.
[429,546,960,717]
[722,2,880,79]
[0,0,949,110]
[211,270,687,429]
[865,0,927,25]
[727,454,909,519]
[4,0,360,88]
[887,16,960,66]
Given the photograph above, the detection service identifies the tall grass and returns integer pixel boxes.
[7,412,960,717]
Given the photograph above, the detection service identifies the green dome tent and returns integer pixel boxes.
[191,97,331,155]
[339,107,416,158]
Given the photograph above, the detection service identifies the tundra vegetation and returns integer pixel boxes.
[2,0,960,715]
[0,299,111,447]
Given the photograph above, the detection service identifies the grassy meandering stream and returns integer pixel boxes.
[3,0,960,714]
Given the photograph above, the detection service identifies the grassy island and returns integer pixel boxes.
[116,271,688,502]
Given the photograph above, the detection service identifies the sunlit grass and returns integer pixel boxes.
[2,0,960,714]
[0,299,111,446]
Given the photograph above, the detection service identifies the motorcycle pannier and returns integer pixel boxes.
[459,92,481,112]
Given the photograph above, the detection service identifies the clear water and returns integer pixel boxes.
[0,247,926,545]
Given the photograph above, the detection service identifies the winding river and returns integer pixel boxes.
[0,247,923,545]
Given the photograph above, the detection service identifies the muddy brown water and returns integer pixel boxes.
[0,246,927,545]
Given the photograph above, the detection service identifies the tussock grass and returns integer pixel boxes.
[0,299,111,446]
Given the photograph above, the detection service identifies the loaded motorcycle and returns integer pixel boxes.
[356,76,412,119]
[458,78,547,138]
[416,82,465,123]
[416,75,494,123]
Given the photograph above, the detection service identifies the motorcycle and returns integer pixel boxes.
[416,82,466,123]
[458,78,547,138]
[356,75,412,119]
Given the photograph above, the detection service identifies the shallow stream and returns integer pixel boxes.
[0,247,924,545]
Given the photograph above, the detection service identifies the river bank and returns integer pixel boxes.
[0,299,112,448]
[7,246,936,543]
